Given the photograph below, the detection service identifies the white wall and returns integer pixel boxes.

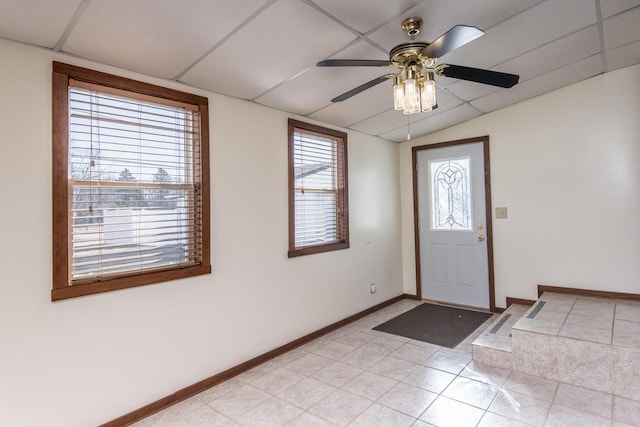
[400,64,640,307]
[0,39,403,427]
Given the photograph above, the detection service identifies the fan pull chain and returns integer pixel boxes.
[407,116,411,141]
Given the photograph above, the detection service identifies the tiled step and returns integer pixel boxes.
[474,291,640,401]
[471,303,529,369]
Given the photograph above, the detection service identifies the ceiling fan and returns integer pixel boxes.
[317,18,519,114]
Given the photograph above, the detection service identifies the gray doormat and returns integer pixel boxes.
[372,303,492,348]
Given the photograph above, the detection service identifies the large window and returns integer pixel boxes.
[288,119,348,257]
[52,62,210,300]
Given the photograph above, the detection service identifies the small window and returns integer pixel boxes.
[429,156,472,230]
[288,119,349,257]
[52,62,210,300]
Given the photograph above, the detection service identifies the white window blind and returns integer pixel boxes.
[68,80,203,284]
[292,130,341,248]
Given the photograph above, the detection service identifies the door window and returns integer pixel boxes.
[429,157,472,231]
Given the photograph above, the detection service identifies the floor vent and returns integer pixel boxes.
[490,314,512,334]
[526,300,546,319]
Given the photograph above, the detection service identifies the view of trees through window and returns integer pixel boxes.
[68,85,198,281]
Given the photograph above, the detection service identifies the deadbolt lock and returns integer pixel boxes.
[478,223,484,230]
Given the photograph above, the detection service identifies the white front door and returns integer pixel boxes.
[416,141,490,309]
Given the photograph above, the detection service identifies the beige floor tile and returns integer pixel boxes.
[441,376,499,410]
[558,323,612,344]
[612,331,640,350]
[333,331,376,347]
[615,303,640,323]
[419,396,485,427]
[571,299,616,319]
[368,355,419,380]
[195,378,245,404]
[378,382,438,417]
[348,402,415,427]
[476,411,529,427]
[236,397,302,427]
[459,360,511,387]
[502,371,558,401]
[340,347,386,369]
[286,412,334,427]
[144,396,207,427]
[275,377,336,410]
[136,298,638,427]
[184,406,238,426]
[613,396,640,426]
[391,343,439,364]
[284,353,334,375]
[472,345,513,370]
[556,338,613,393]
[553,382,613,418]
[312,340,358,360]
[613,347,640,400]
[545,404,612,427]
[308,389,372,427]
[402,365,456,393]
[249,367,305,395]
[269,348,308,366]
[311,360,363,387]
[564,312,613,330]
[488,389,551,427]
[236,360,282,384]
[362,336,406,354]
[422,351,470,375]
[207,384,271,420]
[342,371,398,401]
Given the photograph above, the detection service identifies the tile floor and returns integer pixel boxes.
[133,299,640,426]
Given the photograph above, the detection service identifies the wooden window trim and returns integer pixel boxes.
[51,62,211,301]
[287,119,349,258]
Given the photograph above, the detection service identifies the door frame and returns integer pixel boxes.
[411,135,496,312]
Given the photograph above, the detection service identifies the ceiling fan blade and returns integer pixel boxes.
[317,59,393,67]
[439,64,519,88]
[421,25,484,59]
[331,75,390,102]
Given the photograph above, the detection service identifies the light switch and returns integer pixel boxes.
[495,207,508,219]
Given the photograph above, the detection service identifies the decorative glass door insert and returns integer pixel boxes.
[429,157,471,231]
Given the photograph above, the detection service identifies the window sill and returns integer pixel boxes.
[288,241,349,258]
[51,264,212,301]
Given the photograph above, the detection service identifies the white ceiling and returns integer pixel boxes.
[1,0,639,142]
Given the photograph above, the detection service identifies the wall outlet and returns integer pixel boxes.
[370,283,376,293]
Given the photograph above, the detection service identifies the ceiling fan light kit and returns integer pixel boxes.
[317,17,520,116]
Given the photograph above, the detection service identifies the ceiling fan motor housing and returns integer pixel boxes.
[390,41,430,67]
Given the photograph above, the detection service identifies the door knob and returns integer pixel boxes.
[478,234,485,241]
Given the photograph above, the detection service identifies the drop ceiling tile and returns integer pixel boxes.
[0,0,80,48]
[600,0,640,18]
[441,0,597,70]
[310,0,418,33]
[379,104,481,142]
[308,81,391,127]
[471,54,603,113]
[606,40,640,71]
[367,0,543,52]
[603,7,640,49]
[446,81,502,102]
[349,108,409,136]
[62,0,267,79]
[254,41,387,115]
[181,0,356,99]
[496,25,601,79]
[448,24,602,101]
